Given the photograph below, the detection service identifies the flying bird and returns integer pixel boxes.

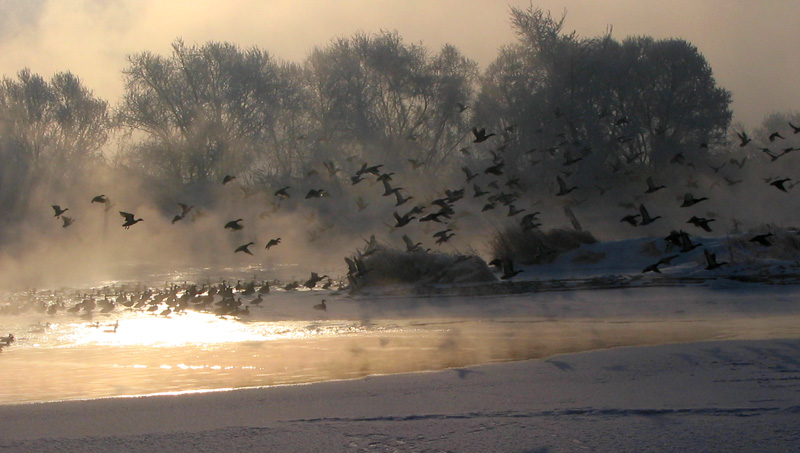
[556,176,577,196]
[52,205,68,218]
[274,186,291,198]
[61,216,75,228]
[770,178,791,192]
[703,249,727,270]
[638,204,661,226]
[750,233,774,246]
[119,211,143,229]
[472,127,496,143]
[687,216,715,232]
[681,193,708,207]
[224,219,244,230]
[642,254,679,274]
[736,131,751,147]
[91,195,108,204]
[235,242,255,255]
[265,238,281,249]
[645,177,666,194]
[222,175,236,185]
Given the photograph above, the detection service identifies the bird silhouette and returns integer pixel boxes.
[770,178,791,192]
[642,254,679,273]
[736,131,751,147]
[462,166,479,182]
[645,177,666,194]
[687,216,715,232]
[119,211,143,229]
[402,234,422,252]
[222,175,236,184]
[91,195,108,204]
[678,231,701,253]
[305,189,328,199]
[704,249,727,270]
[681,193,708,207]
[499,258,522,280]
[52,205,68,218]
[393,210,416,227]
[61,216,75,228]
[789,122,800,134]
[265,238,281,249]
[638,204,661,225]
[224,219,244,230]
[769,132,785,142]
[171,203,194,224]
[620,214,640,226]
[274,186,291,198]
[472,127,496,143]
[556,176,577,196]
[235,242,255,255]
[750,233,774,246]
[304,272,328,288]
[313,299,327,311]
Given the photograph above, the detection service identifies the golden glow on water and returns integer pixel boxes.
[2,314,800,405]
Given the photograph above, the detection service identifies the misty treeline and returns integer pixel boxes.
[0,7,796,246]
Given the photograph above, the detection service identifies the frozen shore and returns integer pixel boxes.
[2,337,799,452]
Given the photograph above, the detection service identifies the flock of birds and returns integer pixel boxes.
[7,105,799,347]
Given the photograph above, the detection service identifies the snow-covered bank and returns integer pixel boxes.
[1,337,798,452]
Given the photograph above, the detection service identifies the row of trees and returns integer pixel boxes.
[0,7,748,237]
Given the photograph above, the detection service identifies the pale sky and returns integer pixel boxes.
[0,0,798,126]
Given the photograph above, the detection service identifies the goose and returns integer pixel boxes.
[435,231,455,245]
[645,177,666,193]
[1,333,14,345]
[704,249,728,270]
[500,258,522,280]
[394,190,413,207]
[265,238,281,249]
[473,184,489,197]
[222,175,236,184]
[642,254,679,273]
[556,176,577,196]
[687,216,715,232]
[305,188,328,199]
[62,216,75,228]
[484,161,504,176]
[235,242,255,255]
[119,211,143,229]
[304,272,328,288]
[736,131,751,147]
[224,219,244,230]
[789,122,800,134]
[313,299,327,311]
[638,204,661,225]
[274,186,291,198]
[356,197,369,212]
[402,234,422,252]
[681,193,708,207]
[770,178,791,192]
[507,205,525,217]
[620,214,640,226]
[472,127,495,143]
[381,179,401,197]
[750,233,774,246]
[172,203,193,224]
[769,132,785,142]
[393,210,416,228]
[52,205,68,218]
[678,231,701,253]
[462,166,479,182]
[91,195,108,204]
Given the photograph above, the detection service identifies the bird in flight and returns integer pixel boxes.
[235,242,255,255]
[52,205,69,218]
[472,127,496,143]
[119,211,143,229]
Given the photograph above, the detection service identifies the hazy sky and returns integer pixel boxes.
[0,0,798,126]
